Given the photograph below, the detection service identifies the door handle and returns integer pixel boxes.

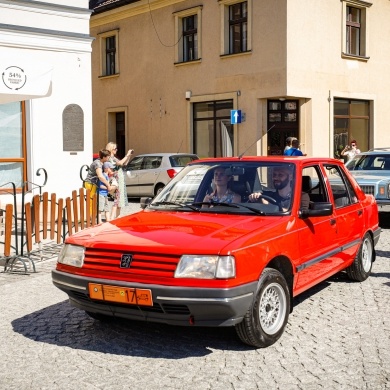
[357,209,363,216]
[330,219,336,226]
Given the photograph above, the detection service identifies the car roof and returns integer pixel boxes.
[134,153,198,157]
[189,156,344,167]
[358,148,390,154]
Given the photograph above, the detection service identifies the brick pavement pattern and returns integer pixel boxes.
[0,201,389,389]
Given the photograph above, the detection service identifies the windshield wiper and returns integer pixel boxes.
[236,204,266,215]
[191,201,240,208]
[152,201,200,211]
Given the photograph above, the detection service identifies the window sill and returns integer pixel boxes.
[220,50,252,59]
[341,52,370,61]
[174,59,202,66]
[98,73,120,79]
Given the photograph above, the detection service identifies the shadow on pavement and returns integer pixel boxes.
[12,301,251,356]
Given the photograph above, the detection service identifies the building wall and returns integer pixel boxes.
[90,0,390,158]
[0,0,93,199]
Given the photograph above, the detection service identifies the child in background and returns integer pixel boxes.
[98,162,114,223]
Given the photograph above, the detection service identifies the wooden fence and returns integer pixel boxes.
[0,188,97,273]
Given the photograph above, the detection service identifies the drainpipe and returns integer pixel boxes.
[328,90,332,158]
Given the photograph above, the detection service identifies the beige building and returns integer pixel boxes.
[90,0,389,160]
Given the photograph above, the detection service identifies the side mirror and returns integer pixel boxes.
[299,202,333,219]
[140,197,153,209]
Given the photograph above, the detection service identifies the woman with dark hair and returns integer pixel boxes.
[84,149,112,213]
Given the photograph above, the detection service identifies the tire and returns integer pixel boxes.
[235,268,290,348]
[154,184,165,196]
[346,233,374,282]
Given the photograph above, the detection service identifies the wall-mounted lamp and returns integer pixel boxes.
[279,97,286,101]
[185,90,192,100]
[237,90,241,96]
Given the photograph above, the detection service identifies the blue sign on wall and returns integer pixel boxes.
[230,109,242,124]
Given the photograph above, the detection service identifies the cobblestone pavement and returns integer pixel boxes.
[0,202,389,390]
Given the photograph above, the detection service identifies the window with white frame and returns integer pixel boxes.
[220,0,251,56]
[342,0,371,59]
[99,29,119,76]
[174,6,202,64]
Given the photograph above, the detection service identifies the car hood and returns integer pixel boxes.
[350,171,390,181]
[66,210,284,254]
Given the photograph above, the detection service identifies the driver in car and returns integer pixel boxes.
[249,166,294,211]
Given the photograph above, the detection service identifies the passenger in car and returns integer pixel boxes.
[203,167,241,205]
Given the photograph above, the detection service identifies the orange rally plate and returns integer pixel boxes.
[88,283,153,306]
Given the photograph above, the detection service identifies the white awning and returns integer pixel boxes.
[0,55,53,104]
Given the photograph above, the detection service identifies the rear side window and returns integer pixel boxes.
[170,155,198,167]
[324,165,358,208]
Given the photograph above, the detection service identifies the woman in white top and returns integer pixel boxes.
[105,142,134,219]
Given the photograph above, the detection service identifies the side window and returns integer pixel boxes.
[99,30,119,76]
[219,0,252,56]
[341,1,371,59]
[143,156,162,169]
[302,166,329,204]
[324,165,358,208]
[127,156,143,171]
[174,7,202,64]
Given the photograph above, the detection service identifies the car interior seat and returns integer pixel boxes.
[302,175,312,193]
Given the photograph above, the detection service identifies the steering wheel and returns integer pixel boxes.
[248,194,279,205]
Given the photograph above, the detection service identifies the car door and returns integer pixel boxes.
[138,156,163,196]
[124,155,144,196]
[294,165,340,294]
[323,163,363,257]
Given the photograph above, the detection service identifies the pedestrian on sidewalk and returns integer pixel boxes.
[84,149,112,214]
[105,142,134,219]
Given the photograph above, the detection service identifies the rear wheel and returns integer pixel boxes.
[236,268,290,348]
[154,184,165,196]
[346,233,374,282]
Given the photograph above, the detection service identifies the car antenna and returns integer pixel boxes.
[176,139,183,154]
[238,125,275,159]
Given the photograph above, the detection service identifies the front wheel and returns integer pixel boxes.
[235,268,290,348]
[346,233,374,282]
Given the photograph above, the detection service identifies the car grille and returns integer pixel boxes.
[83,247,180,278]
[359,185,375,195]
[69,290,190,315]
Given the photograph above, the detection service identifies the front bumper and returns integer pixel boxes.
[52,270,257,327]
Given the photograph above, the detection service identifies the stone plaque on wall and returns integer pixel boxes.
[62,104,84,151]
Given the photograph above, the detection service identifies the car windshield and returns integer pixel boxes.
[346,154,390,171]
[148,161,296,215]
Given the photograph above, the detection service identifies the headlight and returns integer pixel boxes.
[57,244,85,268]
[175,255,236,279]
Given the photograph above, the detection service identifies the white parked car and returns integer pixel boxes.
[124,153,199,197]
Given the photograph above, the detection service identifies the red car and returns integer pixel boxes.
[52,157,380,348]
